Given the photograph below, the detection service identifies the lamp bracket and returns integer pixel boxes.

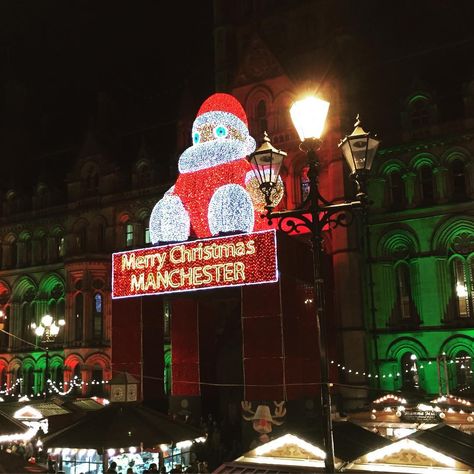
[264,199,364,236]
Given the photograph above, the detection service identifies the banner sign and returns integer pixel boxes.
[112,229,278,298]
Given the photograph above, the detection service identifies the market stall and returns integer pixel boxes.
[41,402,205,474]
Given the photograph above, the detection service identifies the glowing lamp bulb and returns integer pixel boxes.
[41,315,53,327]
[290,96,330,141]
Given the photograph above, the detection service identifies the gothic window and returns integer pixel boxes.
[92,292,103,340]
[0,306,9,349]
[48,299,57,318]
[57,235,65,258]
[163,299,171,338]
[450,256,474,319]
[450,159,467,201]
[256,100,268,138]
[453,350,472,391]
[73,364,82,395]
[125,222,134,248]
[76,227,87,252]
[0,367,6,390]
[396,263,413,320]
[388,171,405,210]
[300,167,310,204]
[39,235,48,263]
[51,365,63,389]
[401,352,419,390]
[409,97,430,130]
[417,165,434,205]
[21,302,35,345]
[24,236,32,266]
[275,106,289,132]
[24,367,34,396]
[85,169,99,192]
[90,365,104,396]
[74,292,84,342]
[144,224,151,245]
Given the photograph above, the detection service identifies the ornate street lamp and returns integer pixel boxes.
[31,315,65,398]
[249,95,380,473]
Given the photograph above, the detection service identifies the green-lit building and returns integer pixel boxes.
[367,131,474,396]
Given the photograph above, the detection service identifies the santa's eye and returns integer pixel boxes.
[213,126,228,138]
[192,131,201,144]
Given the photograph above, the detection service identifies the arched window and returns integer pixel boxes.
[76,227,87,252]
[74,293,84,342]
[451,159,467,201]
[163,299,171,338]
[57,235,65,258]
[453,350,472,391]
[0,367,6,391]
[388,171,405,210]
[396,263,413,320]
[39,235,48,263]
[0,306,9,349]
[401,352,419,390]
[409,97,430,130]
[73,364,82,396]
[125,222,134,248]
[51,365,63,389]
[144,224,151,245]
[24,367,34,396]
[418,165,434,205]
[256,100,268,137]
[21,303,35,345]
[92,292,103,340]
[450,256,474,319]
[90,365,104,396]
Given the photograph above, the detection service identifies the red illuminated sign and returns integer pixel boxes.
[112,229,278,298]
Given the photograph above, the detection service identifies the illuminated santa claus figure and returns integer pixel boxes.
[150,93,264,243]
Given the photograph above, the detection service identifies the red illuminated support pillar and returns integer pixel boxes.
[111,297,142,398]
[242,282,285,401]
[170,298,201,417]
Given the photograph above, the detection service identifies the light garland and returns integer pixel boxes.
[373,395,407,405]
[330,357,473,381]
[431,395,472,406]
[148,93,268,243]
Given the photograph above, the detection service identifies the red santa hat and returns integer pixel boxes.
[194,93,249,132]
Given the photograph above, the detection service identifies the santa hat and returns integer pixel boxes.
[193,93,250,136]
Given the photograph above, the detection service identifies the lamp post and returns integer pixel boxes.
[31,314,65,399]
[249,96,380,473]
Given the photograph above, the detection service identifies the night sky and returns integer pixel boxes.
[0,1,215,167]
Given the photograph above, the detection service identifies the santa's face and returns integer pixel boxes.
[178,110,256,174]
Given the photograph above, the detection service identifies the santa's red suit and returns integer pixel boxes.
[150,93,266,243]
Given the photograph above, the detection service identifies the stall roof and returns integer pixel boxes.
[0,400,71,419]
[293,421,392,462]
[215,422,391,473]
[0,411,30,436]
[42,402,205,449]
[408,423,474,467]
